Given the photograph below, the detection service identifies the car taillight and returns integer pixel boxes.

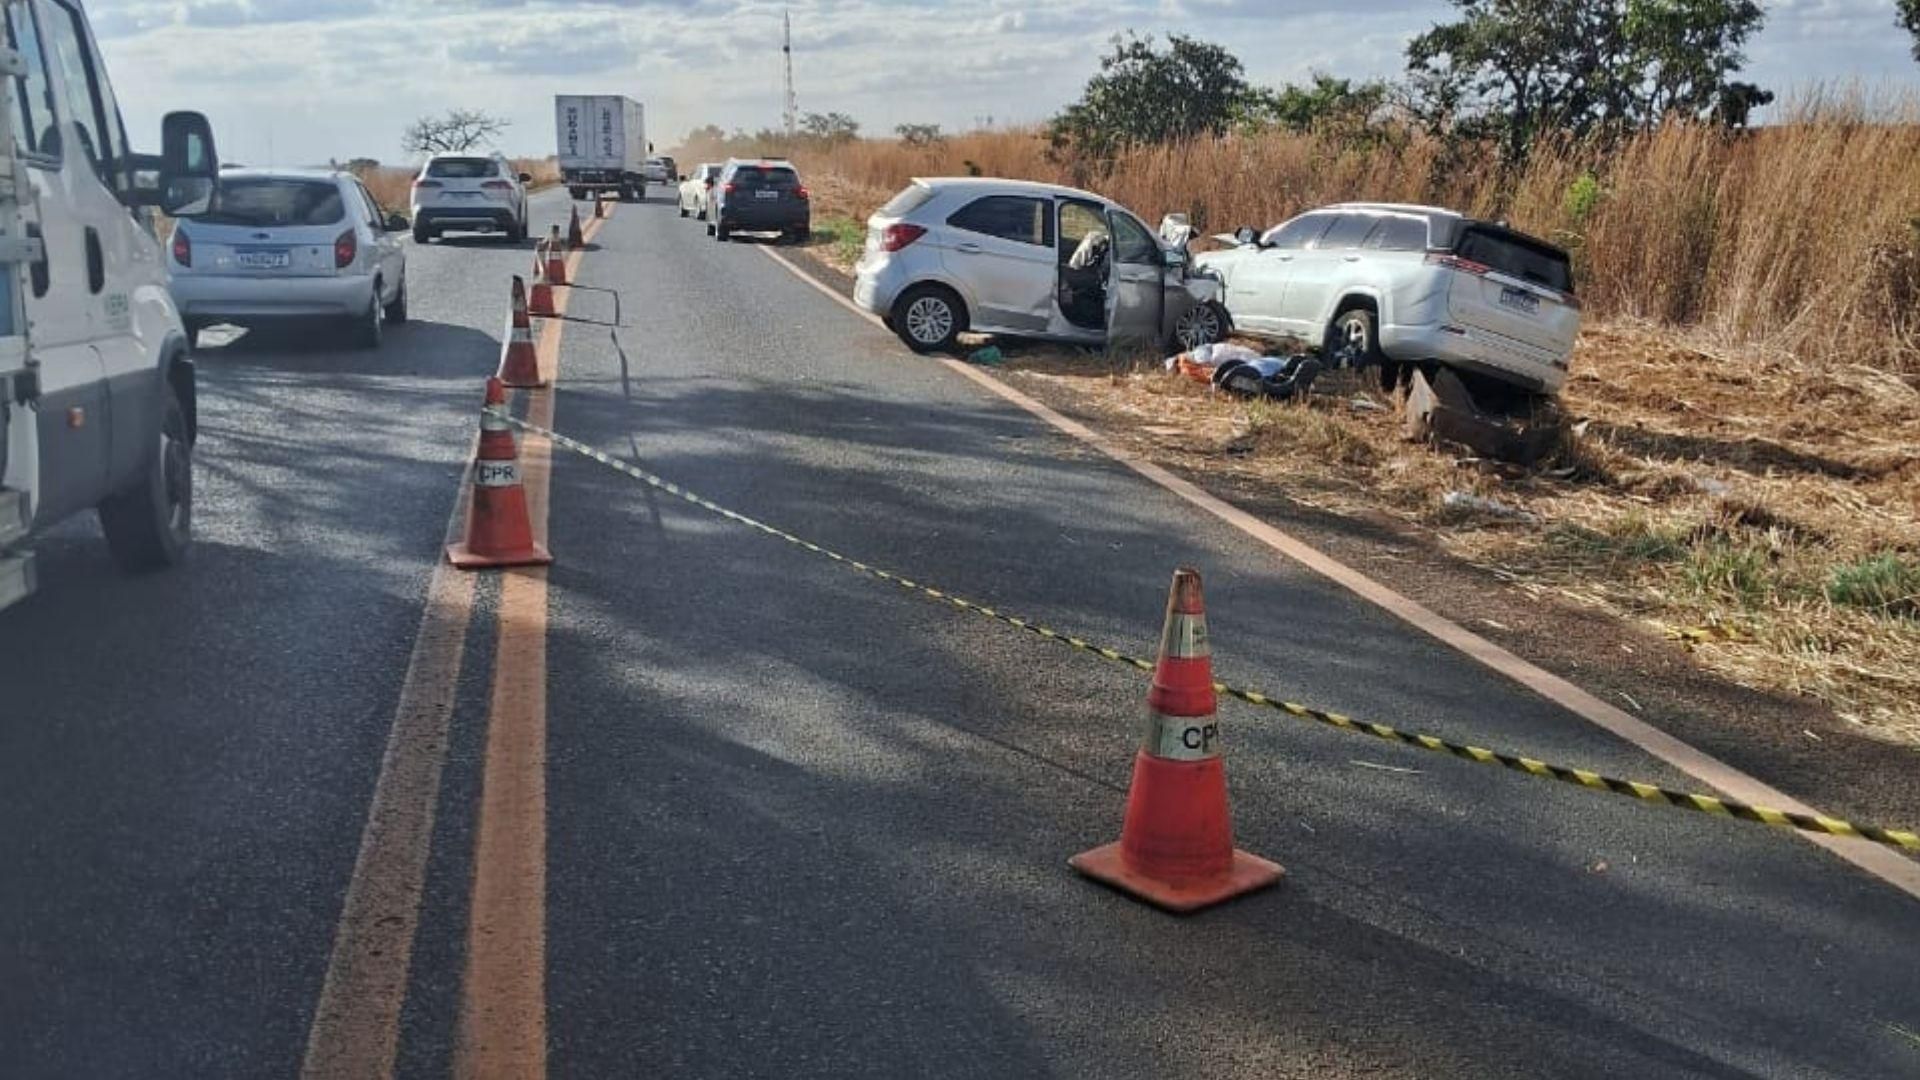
[1425,252,1490,275]
[482,180,512,194]
[723,182,737,194]
[795,185,810,200]
[171,229,190,267]
[334,229,357,269]
[879,223,926,252]
[412,179,441,191]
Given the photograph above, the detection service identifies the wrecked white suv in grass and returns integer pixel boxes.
[1196,203,1580,396]
[854,177,1228,354]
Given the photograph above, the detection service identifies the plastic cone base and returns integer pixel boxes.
[499,348,545,388]
[446,540,552,570]
[1069,842,1281,913]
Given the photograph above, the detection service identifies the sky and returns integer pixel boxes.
[87,0,1920,167]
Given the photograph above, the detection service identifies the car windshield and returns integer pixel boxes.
[202,178,345,227]
[730,166,797,188]
[1457,225,1575,293]
[879,183,933,217]
[425,157,497,179]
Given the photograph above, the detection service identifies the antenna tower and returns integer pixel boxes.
[782,9,797,137]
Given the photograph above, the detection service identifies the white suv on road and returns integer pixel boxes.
[1196,203,1580,395]
[409,152,529,243]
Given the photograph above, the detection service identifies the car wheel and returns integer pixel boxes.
[412,222,431,244]
[352,287,383,349]
[1174,301,1227,350]
[715,224,731,242]
[792,227,812,244]
[99,378,191,572]
[384,275,409,324]
[506,216,526,243]
[1324,307,1384,370]
[568,186,584,201]
[892,285,965,353]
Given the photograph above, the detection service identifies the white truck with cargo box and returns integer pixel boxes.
[554,95,647,202]
[0,0,222,614]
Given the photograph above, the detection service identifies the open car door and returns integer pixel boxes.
[1104,209,1165,346]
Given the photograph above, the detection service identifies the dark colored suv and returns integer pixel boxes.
[708,159,811,243]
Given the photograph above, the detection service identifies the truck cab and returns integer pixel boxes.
[0,0,221,613]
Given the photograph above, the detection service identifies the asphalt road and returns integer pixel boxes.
[3,188,1917,1079]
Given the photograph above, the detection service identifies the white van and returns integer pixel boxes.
[0,0,222,612]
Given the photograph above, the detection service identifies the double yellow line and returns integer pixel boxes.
[301,208,607,1080]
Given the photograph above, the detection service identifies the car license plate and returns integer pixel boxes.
[755,189,779,199]
[1498,286,1539,315]
[236,249,290,270]
[448,191,480,199]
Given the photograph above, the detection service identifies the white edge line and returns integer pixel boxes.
[756,243,1920,902]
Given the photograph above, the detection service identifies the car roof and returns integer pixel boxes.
[724,157,798,169]
[1320,202,1463,221]
[219,167,347,183]
[906,176,1117,205]
[423,151,502,160]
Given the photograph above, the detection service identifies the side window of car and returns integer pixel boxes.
[946,196,1050,247]
[1311,214,1375,250]
[1109,211,1158,265]
[5,3,57,164]
[1364,216,1429,252]
[354,182,382,225]
[39,0,112,186]
[1264,213,1333,250]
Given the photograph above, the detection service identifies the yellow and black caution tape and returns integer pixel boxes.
[501,410,1920,856]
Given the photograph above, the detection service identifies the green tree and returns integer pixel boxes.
[800,111,860,142]
[1050,33,1264,159]
[1407,0,1765,158]
[1254,74,1388,135]
[1900,0,1920,61]
[895,122,945,148]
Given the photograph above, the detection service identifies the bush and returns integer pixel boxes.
[1826,554,1920,618]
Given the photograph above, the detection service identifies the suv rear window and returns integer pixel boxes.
[880,183,933,217]
[203,179,345,227]
[730,166,798,188]
[1457,225,1574,293]
[426,157,497,179]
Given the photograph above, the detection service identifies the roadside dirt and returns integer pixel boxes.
[783,244,1920,840]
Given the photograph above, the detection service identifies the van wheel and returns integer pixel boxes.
[892,284,966,353]
[1325,307,1384,370]
[412,222,431,244]
[384,276,409,324]
[715,224,731,242]
[100,382,191,572]
[352,288,383,349]
[1174,301,1227,349]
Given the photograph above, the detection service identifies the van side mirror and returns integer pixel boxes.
[159,111,219,217]
[1163,247,1188,269]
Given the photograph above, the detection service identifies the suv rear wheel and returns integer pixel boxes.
[1325,307,1385,370]
[892,284,966,353]
[412,221,432,244]
[100,380,191,572]
[352,286,384,349]
[384,276,409,324]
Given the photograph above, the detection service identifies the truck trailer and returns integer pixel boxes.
[555,95,648,202]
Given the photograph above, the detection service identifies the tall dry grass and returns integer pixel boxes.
[726,93,1920,374]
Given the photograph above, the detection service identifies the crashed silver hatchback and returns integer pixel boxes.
[853,177,1228,353]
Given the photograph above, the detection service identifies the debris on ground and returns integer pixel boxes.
[1404,367,1567,466]
[1441,490,1539,523]
[966,345,1004,366]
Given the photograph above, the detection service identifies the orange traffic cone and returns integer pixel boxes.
[446,377,552,570]
[1069,568,1282,912]
[544,225,569,285]
[593,195,606,219]
[567,204,585,248]
[498,276,544,387]
[528,247,558,318]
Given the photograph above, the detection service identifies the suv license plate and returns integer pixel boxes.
[237,250,290,269]
[755,189,779,199]
[1498,286,1539,315]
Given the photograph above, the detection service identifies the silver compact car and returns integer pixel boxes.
[168,169,410,349]
[853,177,1225,354]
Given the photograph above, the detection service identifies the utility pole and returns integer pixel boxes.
[782,7,797,138]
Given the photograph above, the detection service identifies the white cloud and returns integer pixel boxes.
[82,0,1920,167]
